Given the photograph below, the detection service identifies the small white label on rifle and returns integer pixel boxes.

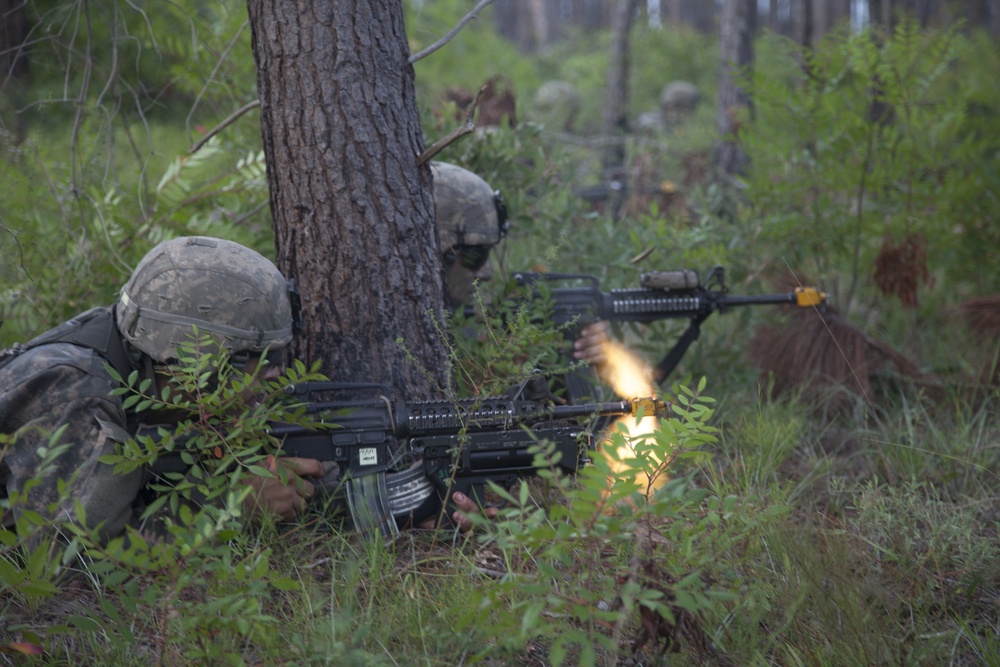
[359,448,377,465]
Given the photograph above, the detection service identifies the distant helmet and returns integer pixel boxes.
[532,80,581,132]
[659,81,700,126]
[116,236,296,363]
[431,162,508,253]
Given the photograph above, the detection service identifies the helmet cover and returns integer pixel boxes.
[116,236,293,362]
[431,162,508,252]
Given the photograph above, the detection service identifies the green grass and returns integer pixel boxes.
[4,381,996,665]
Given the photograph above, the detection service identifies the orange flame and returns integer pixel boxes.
[597,339,668,495]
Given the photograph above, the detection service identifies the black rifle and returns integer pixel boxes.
[270,381,670,538]
[507,266,826,399]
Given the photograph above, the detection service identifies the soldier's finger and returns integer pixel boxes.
[279,456,325,478]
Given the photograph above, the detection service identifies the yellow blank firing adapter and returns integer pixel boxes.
[794,287,827,307]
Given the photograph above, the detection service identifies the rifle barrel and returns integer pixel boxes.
[550,397,670,420]
[718,293,799,307]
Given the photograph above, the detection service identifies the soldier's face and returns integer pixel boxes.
[445,246,493,309]
[153,347,288,418]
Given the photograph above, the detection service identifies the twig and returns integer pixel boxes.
[408,0,495,64]
[189,100,261,154]
[187,20,250,138]
[416,85,485,166]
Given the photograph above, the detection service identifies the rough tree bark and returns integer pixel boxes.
[714,0,755,180]
[245,0,450,401]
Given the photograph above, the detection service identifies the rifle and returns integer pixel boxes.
[507,266,827,399]
[270,380,670,538]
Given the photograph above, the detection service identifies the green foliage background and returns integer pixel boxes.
[1,1,999,665]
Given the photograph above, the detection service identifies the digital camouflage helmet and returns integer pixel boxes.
[116,236,298,363]
[431,162,508,254]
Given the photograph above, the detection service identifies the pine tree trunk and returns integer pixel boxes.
[246,0,449,400]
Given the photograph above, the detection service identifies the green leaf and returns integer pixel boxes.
[68,614,104,633]
[246,464,272,478]
[269,576,300,591]
[549,634,568,667]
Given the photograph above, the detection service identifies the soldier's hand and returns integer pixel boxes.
[451,491,500,533]
[243,455,324,521]
[417,491,499,533]
[573,320,610,367]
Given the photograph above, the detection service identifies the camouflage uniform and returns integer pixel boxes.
[0,332,143,543]
[1,236,298,546]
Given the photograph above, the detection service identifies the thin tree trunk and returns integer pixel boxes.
[0,0,30,142]
[814,0,829,40]
[795,0,815,47]
[665,0,683,26]
[602,0,639,219]
[869,0,895,29]
[766,0,780,32]
[714,0,755,180]
[690,0,716,32]
[246,0,449,400]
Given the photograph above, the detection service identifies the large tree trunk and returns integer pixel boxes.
[714,0,755,180]
[246,0,449,401]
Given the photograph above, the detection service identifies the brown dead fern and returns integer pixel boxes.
[958,294,1000,386]
[748,270,923,415]
[872,232,934,308]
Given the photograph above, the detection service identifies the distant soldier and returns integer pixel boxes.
[659,81,700,128]
[532,80,582,133]
[431,161,609,371]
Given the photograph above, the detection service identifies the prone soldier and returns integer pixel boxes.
[0,235,489,546]
[0,237,325,545]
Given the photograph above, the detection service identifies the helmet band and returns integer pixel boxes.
[121,291,292,350]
